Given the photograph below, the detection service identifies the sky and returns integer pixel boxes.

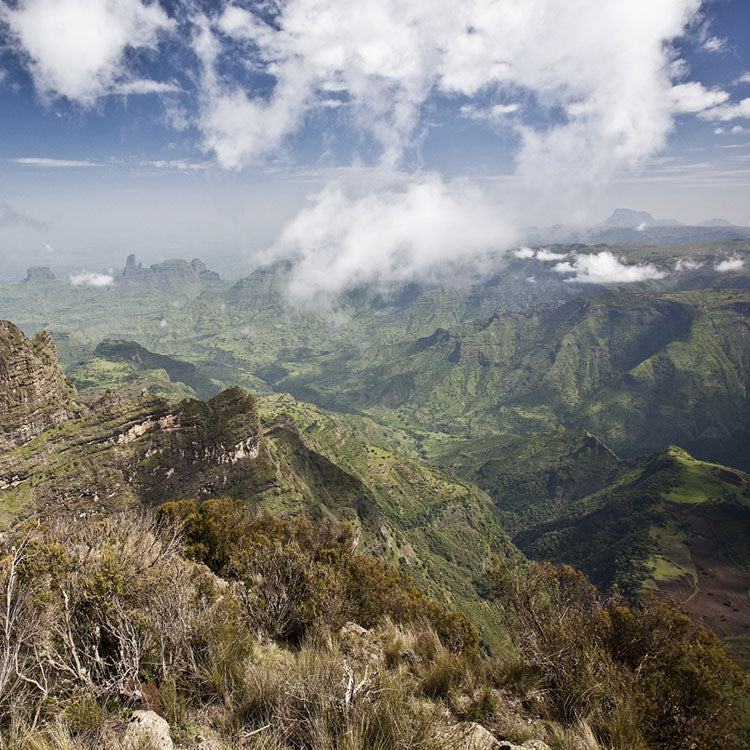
[1,0,749,288]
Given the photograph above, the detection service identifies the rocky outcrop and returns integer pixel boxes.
[0,321,82,451]
[25,266,56,283]
[0,319,267,524]
[0,383,266,523]
[123,710,173,750]
[120,254,220,289]
[451,726,551,750]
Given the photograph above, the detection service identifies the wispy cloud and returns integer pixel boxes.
[0,201,44,229]
[702,36,728,54]
[139,160,212,171]
[113,79,181,96]
[11,157,105,167]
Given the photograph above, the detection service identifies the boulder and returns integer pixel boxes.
[340,621,369,638]
[454,722,502,749]
[124,709,173,750]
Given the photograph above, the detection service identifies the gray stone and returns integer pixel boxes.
[124,709,173,750]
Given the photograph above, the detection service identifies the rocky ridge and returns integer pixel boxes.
[0,320,82,451]
[0,319,264,523]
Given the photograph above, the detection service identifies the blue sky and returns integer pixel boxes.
[1,0,749,282]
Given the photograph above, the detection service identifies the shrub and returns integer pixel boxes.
[485,548,747,749]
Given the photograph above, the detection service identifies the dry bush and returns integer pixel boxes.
[485,548,746,749]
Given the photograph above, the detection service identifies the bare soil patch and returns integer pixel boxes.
[654,501,750,639]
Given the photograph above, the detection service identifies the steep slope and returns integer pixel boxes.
[451,430,750,642]
[0,320,510,647]
[274,289,750,463]
[257,394,512,643]
[0,320,83,451]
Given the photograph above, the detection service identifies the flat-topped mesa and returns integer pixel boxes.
[25,266,56,283]
[0,320,83,450]
[120,254,220,288]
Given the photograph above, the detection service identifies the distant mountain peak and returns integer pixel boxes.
[698,217,734,227]
[601,208,683,228]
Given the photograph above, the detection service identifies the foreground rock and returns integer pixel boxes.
[123,710,173,750]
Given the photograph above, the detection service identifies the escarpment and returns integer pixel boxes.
[0,320,83,451]
[0,320,266,524]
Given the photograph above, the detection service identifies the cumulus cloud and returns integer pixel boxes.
[553,251,666,284]
[670,82,729,114]
[715,257,745,272]
[195,0,704,183]
[266,175,517,305]
[2,0,173,105]
[536,249,568,261]
[513,247,535,259]
[675,258,703,271]
[700,98,750,122]
[70,271,114,287]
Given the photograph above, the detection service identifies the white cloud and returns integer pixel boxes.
[636,222,648,231]
[675,258,703,271]
[536,249,568,261]
[553,251,666,284]
[670,82,729,114]
[700,98,750,122]
[44,243,54,253]
[11,157,104,167]
[139,160,212,171]
[702,36,727,54]
[195,0,704,183]
[734,73,750,85]
[513,246,535,259]
[460,103,520,124]
[2,0,173,105]
[715,257,745,272]
[267,174,517,305]
[70,271,114,287]
[112,79,180,95]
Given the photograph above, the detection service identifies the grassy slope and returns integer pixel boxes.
[254,394,513,649]
[269,288,750,466]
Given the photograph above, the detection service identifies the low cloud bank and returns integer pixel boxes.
[536,249,569,261]
[553,251,666,284]
[267,176,517,306]
[715,257,745,272]
[675,258,704,271]
[70,271,114,287]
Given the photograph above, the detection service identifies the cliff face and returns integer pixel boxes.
[0,321,82,451]
[0,319,266,524]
